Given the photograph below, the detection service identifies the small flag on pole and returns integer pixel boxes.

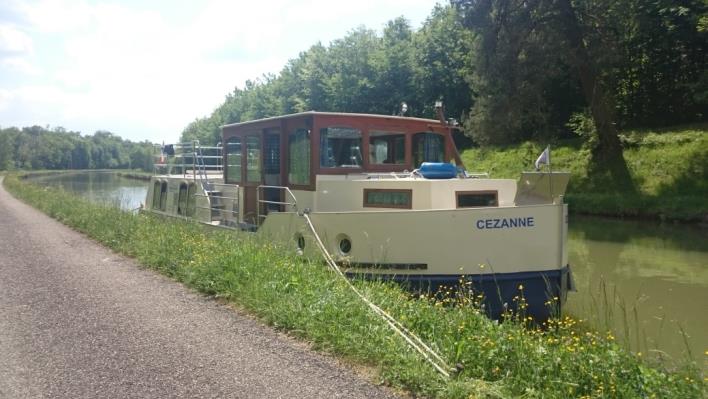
[535,145,550,171]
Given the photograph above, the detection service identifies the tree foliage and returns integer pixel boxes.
[454,0,707,144]
[180,8,474,145]
[0,126,154,172]
[182,1,705,152]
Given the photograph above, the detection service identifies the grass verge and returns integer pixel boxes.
[3,173,704,398]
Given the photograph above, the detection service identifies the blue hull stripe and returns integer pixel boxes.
[346,265,573,320]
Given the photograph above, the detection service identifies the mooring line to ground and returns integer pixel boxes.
[301,212,453,379]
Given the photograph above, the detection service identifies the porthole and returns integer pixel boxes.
[336,234,352,255]
[295,233,305,251]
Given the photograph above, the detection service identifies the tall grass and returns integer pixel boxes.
[3,173,704,398]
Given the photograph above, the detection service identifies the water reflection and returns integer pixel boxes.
[28,171,148,211]
[568,215,707,368]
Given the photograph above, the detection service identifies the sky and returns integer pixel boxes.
[0,0,440,144]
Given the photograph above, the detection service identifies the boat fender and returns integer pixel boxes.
[419,162,457,179]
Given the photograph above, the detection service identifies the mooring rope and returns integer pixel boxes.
[301,212,453,379]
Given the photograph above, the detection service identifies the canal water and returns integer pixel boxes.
[28,171,148,211]
[566,216,707,369]
[28,171,708,369]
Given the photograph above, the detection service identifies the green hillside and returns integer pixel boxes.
[460,125,708,221]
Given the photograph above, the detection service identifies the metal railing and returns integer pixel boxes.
[153,141,223,180]
[256,185,299,222]
[195,182,240,227]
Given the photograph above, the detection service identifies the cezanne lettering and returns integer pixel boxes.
[476,217,535,229]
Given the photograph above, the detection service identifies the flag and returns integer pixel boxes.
[535,146,550,171]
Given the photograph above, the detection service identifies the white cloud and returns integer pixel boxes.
[1,56,41,75]
[0,88,13,111]
[0,0,440,143]
[12,0,94,34]
[0,24,33,54]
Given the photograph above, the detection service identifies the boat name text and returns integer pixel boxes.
[476,217,535,229]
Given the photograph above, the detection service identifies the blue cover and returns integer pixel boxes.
[419,162,457,179]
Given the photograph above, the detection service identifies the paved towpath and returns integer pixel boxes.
[0,177,399,399]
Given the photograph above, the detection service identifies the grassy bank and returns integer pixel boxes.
[3,174,704,398]
[460,125,707,222]
[115,170,152,181]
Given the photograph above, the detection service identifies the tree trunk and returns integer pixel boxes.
[556,0,636,193]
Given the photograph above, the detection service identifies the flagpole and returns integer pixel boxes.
[547,145,554,204]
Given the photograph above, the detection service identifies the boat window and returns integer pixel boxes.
[226,137,242,184]
[456,191,498,208]
[369,131,405,165]
[363,189,412,209]
[186,183,196,217]
[152,181,161,209]
[320,127,362,168]
[413,133,445,168]
[246,136,261,182]
[289,128,310,185]
[178,183,188,216]
[159,181,168,211]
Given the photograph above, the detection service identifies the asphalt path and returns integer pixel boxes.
[0,177,399,399]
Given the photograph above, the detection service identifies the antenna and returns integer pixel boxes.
[434,100,445,124]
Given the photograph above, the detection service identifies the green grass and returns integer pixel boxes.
[460,124,708,221]
[3,173,705,398]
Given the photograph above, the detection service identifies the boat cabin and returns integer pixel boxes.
[221,111,462,224]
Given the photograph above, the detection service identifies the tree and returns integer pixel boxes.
[412,5,475,120]
[370,17,416,115]
[611,0,708,127]
[455,0,636,190]
[0,128,18,170]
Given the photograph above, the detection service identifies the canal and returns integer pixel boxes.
[27,171,708,369]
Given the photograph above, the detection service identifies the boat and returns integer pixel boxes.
[144,108,573,319]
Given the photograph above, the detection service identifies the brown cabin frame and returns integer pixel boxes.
[221,111,464,193]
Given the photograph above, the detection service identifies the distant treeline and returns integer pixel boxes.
[182,2,707,146]
[0,126,154,172]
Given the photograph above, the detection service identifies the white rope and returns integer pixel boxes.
[301,212,453,379]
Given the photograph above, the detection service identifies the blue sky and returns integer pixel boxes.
[0,0,440,143]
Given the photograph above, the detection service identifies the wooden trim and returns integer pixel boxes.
[316,124,365,172]
[455,190,499,208]
[363,188,413,209]
[222,113,463,191]
[244,134,261,185]
[224,136,243,184]
[284,118,316,191]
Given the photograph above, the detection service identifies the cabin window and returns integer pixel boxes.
[246,136,261,182]
[369,131,405,165]
[320,127,362,168]
[159,181,168,211]
[413,133,445,168]
[226,137,242,184]
[186,183,197,217]
[456,191,498,208]
[152,181,161,209]
[178,183,188,216]
[363,189,412,209]
[289,128,310,185]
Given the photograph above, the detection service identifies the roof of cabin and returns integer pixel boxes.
[220,111,443,129]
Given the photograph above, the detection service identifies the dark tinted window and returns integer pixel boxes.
[320,127,362,168]
[457,191,498,208]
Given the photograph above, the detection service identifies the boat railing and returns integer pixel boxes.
[195,182,240,227]
[153,141,223,180]
[364,172,415,180]
[256,185,298,222]
[462,172,490,178]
